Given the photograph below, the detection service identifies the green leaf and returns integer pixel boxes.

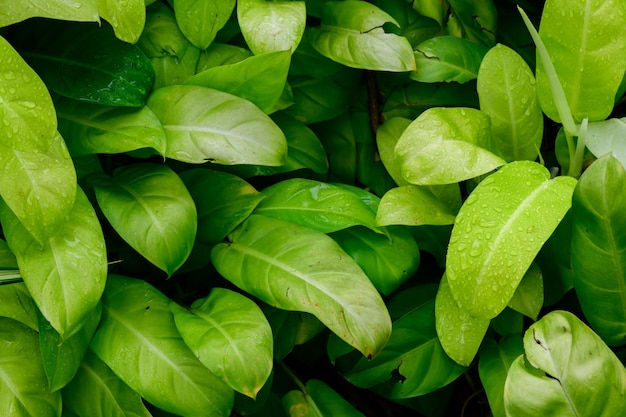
[376,117,411,186]
[62,350,152,417]
[395,107,505,185]
[97,0,146,43]
[56,97,167,157]
[92,164,197,276]
[447,0,497,47]
[90,275,234,416]
[309,0,415,72]
[435,273,490,366]
[0,36,77,243]
[504,311,626,417]
[377,185,457,227]
[0,238,17,268]
[147,85,287,165]
[329,226,419,296]
[151,43,201,89]
[447,161,577,319]
[283,379,365,417]
[269,113,328,174]
[412,36,488,83]
[185,50,291,113]
[138,2,189,58]
[254,179,382,234]
[20,21,154,107]
[0,283,38,331]
[571,154,626,346]
[0,0,99,27]
[507,262,543,320]
[585,118,626,169]
[238,0,306,54]
[0,318,62,417]
[0,187,107,337]
[211,215,392,359]
[477,43,543,162]
[536,0,626,122]
[171,288,273,399]
[197,43,253,70]
[174,0,236,50]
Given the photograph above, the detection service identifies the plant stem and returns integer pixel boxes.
[568,117,588,177]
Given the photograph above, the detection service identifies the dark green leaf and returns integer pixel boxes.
[507,262,543,320]
[412,36,488,83]
[283,379,365,417]
[138,2,189,58]
[447,0,497,47]
[0,282,37,331]
[151,43,201,89]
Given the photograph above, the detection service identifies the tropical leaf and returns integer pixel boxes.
[97,0,146,43]
[0,0,98,27]
[412,36,488,83]
[174,0,236,50]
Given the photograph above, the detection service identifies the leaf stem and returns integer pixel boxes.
[568,117,588,177]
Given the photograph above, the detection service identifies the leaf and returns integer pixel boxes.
[585,118,626,169]
[90,275,234,416]
[447,0,497,47]
[238,0,306,54]
[329,226,419,296]
[0,238,17,268]
[0,0,99,27]
[211,215,392,359]
[197,43,253,70]
[254,179,382,234]
[138,2,189,58]
[0,36,77,243]
[309,0,415,72]
[92,164,197,276]
[171,288,273,399]
[377,185,457,227]
[446,161,577,319]
[504,311,626,417]
[283,379,365,417]
[536,0,626,122]
[0,317,62,417]
[97,0,146,43]
[0,187,107,337]
[62,350,152,417]
[56,97,167,156]
[151,43,201,89]
[435,273,490,366]
[394,107,505,185]
[477,43,544,162]
[376,117,412,186]
[571,154,626,346]
[507,262,543,320]
[185,50,291,113]
[412,36,488,83]
[19,21,154,107]
[147,85,287,165]
[269,113,328,174]
[0,283,38,331]
[174,0,236,49]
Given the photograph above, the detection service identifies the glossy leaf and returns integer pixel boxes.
[447,0,497,47]
[412,36,488,83]
[0,238,17,268]
[147,85,287,165]
[377,185,457,227]
[585,118,626,169]
[309,1,415,72]
[283,379,365,417]
[62,350,152,417]
[0,282,37,331]
[92,164,197,276]
[395,107,505,185]
[0,36,76,244]
[0,317,62,417]
[254,179,382,234]
[0,187,107,337]
[211,215,392,359]
[138,2,188,58]
[507,262,543,320]
[97,0,146,43]
[536,0,626,122]
[151,42,201,89]
[172,288,273,398]
[477,43,543,162]
[447,161,577,319]
[56,97,167,156]
[269,113,328,174]
[197,43,253,70]
[185,50,291,113]
[90,275,234,417]
[238,0,306,54]
[504,311,626,417]
[571,154,626,346]
[174,0,236,50]
[435,273,490,366]
[0,0,98,27]
[329,226,419,296]
[376,117,411,186]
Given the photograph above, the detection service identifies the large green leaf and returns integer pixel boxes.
[238,0,306,54]
[0,283,38,331]
[138,2,188,58]
[477,43,543,162]
[309,1,415,72]
[172,288,273,399]
[147,85,287,165]
[507,262,543,320]
[504,311,626,417]
[446,161,577,319]
[0,187,107,337]
[0,318,62,417]
[536,0,626,122]
[0,36,76,244]
[174,0,236,50]
[376,185,457,227]
[185,50,291,113]
[376,117,411,186]
[211,215,391,359]
[0,0,98,27]
[585,118,626,171]
[412,36,488,83]
[283,379,365,417]
[62,350,152,417]
[97,0,146,43]
[56,97,167,157]
[394,107,505,185]
[151,43,200,89]
[92,164,197,276]
[571,154,626,346]
[90,275,234,417]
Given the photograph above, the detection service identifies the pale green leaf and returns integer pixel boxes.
[97,0,146,44]
[585,118,626,169]
[174,0,236,50]
[0,0,99,26]
[138,2,188,58]
[377,185,457,227]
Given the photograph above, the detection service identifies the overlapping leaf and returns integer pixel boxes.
[97,0,146,43]
[377,185,457,227]
[0,0,98,27]
[412,36,488,83]
[0,283,37,331]
[174,0,236,50]
[283,379,365,417]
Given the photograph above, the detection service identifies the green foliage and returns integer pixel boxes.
[0,0,625,416]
